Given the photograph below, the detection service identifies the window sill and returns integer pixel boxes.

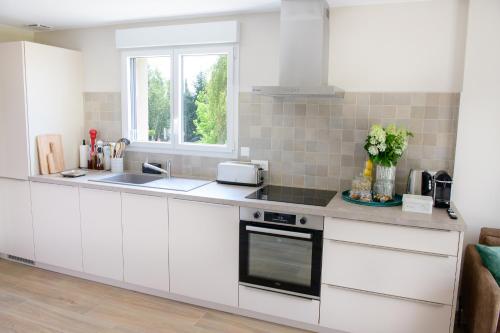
[126,142,238,159]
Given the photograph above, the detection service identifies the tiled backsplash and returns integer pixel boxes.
[84,91,459,193]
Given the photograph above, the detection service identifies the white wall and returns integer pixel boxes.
[330,0,468,92]
[453,0,500,245]
[0,24,34,42]
[35,13,280,92]
[34,1,467,93]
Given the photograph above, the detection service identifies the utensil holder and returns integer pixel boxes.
[111,158,124,173]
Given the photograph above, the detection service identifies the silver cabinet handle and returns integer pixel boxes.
[326,284,447,307]
[246,226,311,239]
[327,239,452,258]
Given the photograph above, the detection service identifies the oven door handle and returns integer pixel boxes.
[245,226,312,239]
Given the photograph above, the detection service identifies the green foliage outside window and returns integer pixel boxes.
[148,68,170,141]
[146,55,228,144]
[194,56,228,144]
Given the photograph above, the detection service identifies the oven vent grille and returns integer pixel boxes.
[7,255,35,265]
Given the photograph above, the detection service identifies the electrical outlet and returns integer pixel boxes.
[251,160,269,171]
[240,147,250,157]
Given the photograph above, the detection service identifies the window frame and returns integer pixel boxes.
[121,44,238,158]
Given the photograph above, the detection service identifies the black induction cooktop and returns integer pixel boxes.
[246,185,337,207]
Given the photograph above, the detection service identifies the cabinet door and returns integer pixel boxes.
[0,42,30,179]
[24,42,83,175]
[320,284,452,333]
[31,182,82,271]
[80,188,123,281]
[169,199,239,306]
[0,179,34,260]
[122,193,169,291]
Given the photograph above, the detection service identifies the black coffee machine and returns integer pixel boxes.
[421,170,453,208]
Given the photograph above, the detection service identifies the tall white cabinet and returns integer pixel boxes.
[0,41,83,178]
[0,41,83,261]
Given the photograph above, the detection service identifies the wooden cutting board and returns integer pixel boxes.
[37,134,65,175]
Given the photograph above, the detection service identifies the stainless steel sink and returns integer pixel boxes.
[96,173,164,185]
[91,173,212,192]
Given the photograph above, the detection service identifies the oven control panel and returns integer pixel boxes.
[264,212,296,225]
[240,207,324,230]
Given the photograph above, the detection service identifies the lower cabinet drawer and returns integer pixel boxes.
[322,240,457,305]
[239,285,319,324]
[320,285,452,333]
[324,217,459,256]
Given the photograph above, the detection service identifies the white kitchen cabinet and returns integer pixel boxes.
[0,178,35,260]
[324,217,459,256]
[239,285,320,324]
[168,198,239,307]
[0,41,83,179]
[320,285,452,333]
[80,188,123,281]
[31,182,82,271]
[321,218,461,333]
[322,240,457,305]
[0,43,31,180]
[122,193,169,291]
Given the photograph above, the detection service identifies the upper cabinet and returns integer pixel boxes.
[0,42,31,179]
[0,41,83,180]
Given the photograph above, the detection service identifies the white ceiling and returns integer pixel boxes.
[0,0,429,30]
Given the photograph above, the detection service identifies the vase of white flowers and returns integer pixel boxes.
[364,124,412,200]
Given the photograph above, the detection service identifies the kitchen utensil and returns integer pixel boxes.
[47,142,57,173]
[117,138,131,145]
[113,142,123,158]
[36,134,65,175]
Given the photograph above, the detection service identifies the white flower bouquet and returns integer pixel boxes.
[364,124,413,167]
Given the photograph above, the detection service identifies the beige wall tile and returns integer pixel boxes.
[84,91,459,192]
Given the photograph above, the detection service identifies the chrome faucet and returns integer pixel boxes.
[143,160,172,179]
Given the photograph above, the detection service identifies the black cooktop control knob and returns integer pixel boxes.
[253,211,261,219]
[299,217,307,225]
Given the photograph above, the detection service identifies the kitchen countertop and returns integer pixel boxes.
[29,171,466,232]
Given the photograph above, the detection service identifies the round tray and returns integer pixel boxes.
[341,190,403,207]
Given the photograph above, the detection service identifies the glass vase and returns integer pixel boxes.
[373,164,396,201]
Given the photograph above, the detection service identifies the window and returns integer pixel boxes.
[122,46,237,156]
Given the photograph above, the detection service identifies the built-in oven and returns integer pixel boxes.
[239,207,323,299]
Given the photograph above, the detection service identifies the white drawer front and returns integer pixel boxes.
[320,285,452,333]
[239,285,319,324]
[322,240,457,305]
[324,217,459,256]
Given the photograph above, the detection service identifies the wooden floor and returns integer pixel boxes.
[0,259,308,333]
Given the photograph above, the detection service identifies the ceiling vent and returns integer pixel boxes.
[25,24,53,31]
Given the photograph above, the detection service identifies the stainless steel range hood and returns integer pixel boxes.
[252,0,344,98]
